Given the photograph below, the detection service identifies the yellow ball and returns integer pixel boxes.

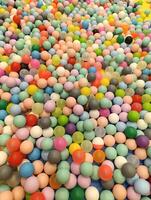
[52,55,61,66]
[55,12,62,20]
[6,103,13,113]
[100,78,110,86]
[27,85,39,95]
[80,87,91,96]
[69,143,81,155]
[95,93,104,100]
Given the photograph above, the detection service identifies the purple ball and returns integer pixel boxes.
[136,135,149,148]
[65,123,76,134]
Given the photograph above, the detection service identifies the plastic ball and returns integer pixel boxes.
[19,162,34,178]
[99,165,113,181]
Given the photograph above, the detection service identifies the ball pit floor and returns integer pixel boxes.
[0,0,151,200]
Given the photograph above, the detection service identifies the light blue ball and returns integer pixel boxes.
[134,179,150,196]
[19,162,34,178]
[0,110,7,120]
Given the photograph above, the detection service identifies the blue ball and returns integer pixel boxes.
[88,67,96,73]
[113,97,123,105]
[41,150,49,161]
[28,148,41,161]
[82,20,89,29]
[11,94,20,104]
[20,82,28,90]
[19,162,34,178]
[10,104,21,116]
[31,50,40,59]
[45,87,53,95]
[0,110,7,120]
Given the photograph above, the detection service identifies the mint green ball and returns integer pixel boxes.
[43,41,51,50]
[56,169,70,184]
[61,148,69,160]
[100,98,112,108]
[0,134,10,146]
[0,185,10,192]
[84,131,95,140]
[113,169,125,184]
[105,124,117,135]
[91,165,99,180]
[116,144,128,156]
[33,91,44,102]
[100,190,115,200]
[83,119,94,131]
[15,39,24,50]
[80,162,93,177]
[69,114,79,124]
[41,138,53,151]
[77,95,88,105]
[147,147,151,158]
[105,147,117,160]
[13,115,26,128]
[58,161,70,170]
[55,188,69,200]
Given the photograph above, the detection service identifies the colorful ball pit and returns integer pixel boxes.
[0,0,151,199]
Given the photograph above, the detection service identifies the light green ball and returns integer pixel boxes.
[33,91,44,102]
[55,188,69,200]
[113,169,125,184]
[116,144,128,156]
[58,161,70,170]
[83,119,94,131]
[100,190,115,200]
[77,95,88,105]
[0,134,10,146]
[80,162,93,177]
[56,169,70,184]
[105,147,117,160]
[84,131,95,140]
[69,114,79,124]
[105,124,116,135]
[43,41,51,50]
[0,185,10,192]
[13,115,26,128]
[61,148,69,160]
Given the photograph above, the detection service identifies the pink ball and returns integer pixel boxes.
[0,69,4,77]
[73,104,84,116]
[24,176,39,193]
[64,82,74,91]
[111,105,121,114]
[78,175,91,188]
[6,77,16,87]
[119,112,128,122]
[44,100,55,112]
[121,103,131,112]
[16,128,29,140]
[30,59,40,69]
[65,173,77,189]
[53,137,67,151]
[71,162,80,175]
[127,187,141,200]
[99,108,110,117]
[42,187,54,200]
[105,92,114,100]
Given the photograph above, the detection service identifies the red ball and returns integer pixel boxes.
[68,57,76,65]
[39,71,51,79]
[98,165,113,181]
[13,15,21,25]
[22,54,31,64]
[72,149,85,164]
[8,151,25,167]
[11,62,21,72]
[132,95,142,103]
[131,102,142,112]
[26,114,38,127]
[6,138,21,153]
[30,192,45,200]
[38,25,46,31]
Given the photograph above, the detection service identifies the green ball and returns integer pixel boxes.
[63,135,72,146]
[69,114,79,124]
[13,115,26,128]
[115,89,125,97]
[117,35,124,44]
[84,131,95,140]
[143,102,151,111]
[116,144,128,156]
[33,91,44,102]
[52,107,62,118]
[55,188,69,200]
[0,185,10,192]
[70,186,85,200]
[61,148,69,160]
[128,111,140,122]
[100,98,112,108]
[124,126,137,138]
[83,119,94,131]
[0,100,8,110]
[80,162,93,177]
[0,134,10,146]
[15,39,24,50]
[53,83,63,93]
[100,190,115,200]
[105,124,117,135]
[56,169,70,184]
[58,161,70,170]
[58,115,68,126]
[147,147,151,158]
[113,169,125,184]
[105,147,117,160]
[142,94,151,103]
[43,41,51,50]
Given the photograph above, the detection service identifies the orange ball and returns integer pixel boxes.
[49,174,61,189]
[44,162,57,175]
[115,132,126,144]
[137,165,149,179]
[113,184,127,200]
[33,160,44,175]
[12,186,25,200]
[125,139,137,150]
[135,148,147,160]
[0,191,13,200]
[20,140,33,154]
[72,149,85,164]
[104,135,115,147]
[99,165,113,181]
[37,173,49,189]
[93,150,105,163]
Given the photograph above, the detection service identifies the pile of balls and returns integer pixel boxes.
[0,0,151,199]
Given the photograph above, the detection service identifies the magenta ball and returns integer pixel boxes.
[53,137,67,151]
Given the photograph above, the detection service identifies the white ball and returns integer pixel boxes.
[42,127,53,137]
[144,112,151,124]
[106,32,113,40]
[89,110,100,119]
[137,119,148,130]
[4,115,14,126]
[108,113,119,124]
[136,80,145,88]
[30,126,42,138]
[0,151,8,166]
[85,186,99,200]
[114,156,127,169]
